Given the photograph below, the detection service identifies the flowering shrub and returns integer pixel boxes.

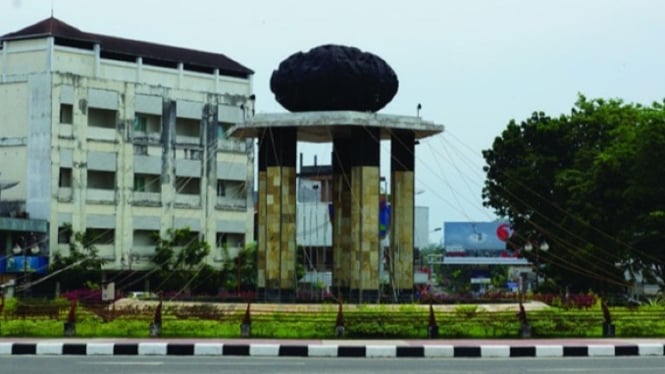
[533,293,597,309]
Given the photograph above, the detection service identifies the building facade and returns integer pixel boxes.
[0,18,255,275]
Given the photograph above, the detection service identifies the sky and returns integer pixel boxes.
[3,0,665,243]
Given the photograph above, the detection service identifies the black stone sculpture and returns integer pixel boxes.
[270,44,398,112]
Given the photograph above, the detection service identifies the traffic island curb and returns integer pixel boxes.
[0,342,663,358]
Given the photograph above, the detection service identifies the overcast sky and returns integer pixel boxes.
[3,0,665,243]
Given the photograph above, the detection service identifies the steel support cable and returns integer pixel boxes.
[506,224,629,288]
[379,126,488,220]
[378,125,624,285]
[503,202,631,284]
[434,126,644,270]
[498,189,630,277]
[502,176,661,266]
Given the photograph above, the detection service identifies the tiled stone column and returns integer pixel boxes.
[257,128,297,301]
[390,130,415,297]
[332,138,353,294]
[349,127,380,302]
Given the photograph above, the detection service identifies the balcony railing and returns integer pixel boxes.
[86,188,116,203]
[175,194,201,207]
[216,196,246,210]
[132,131,161,143]
[132,191,161,206]
[213,245,241,262]
[58,124,73,138]
[96,244,115,260]
[217,139,246,153]
[87,128,117,142]
[57,187,73,202]
[175,135,200,145]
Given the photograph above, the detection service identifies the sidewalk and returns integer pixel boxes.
[1,337,664,358]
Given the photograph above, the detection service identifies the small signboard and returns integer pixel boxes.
[101,282,115,301]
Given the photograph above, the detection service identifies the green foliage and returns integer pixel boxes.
[152,227,210,272]
[149,227,212,292]
[454,305,478,318]
[3,302,665,339]
[48,225,107,290]
[483,95,665,293]
[220,242,257,291]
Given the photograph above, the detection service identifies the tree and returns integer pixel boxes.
[483,95,665,293]
[221,243,257,293]
[150,227,211,292]
[49,225,107,291]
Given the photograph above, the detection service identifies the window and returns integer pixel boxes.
[58,225,72,244]
[88,108,117,128]
[86,228,115,245]
[60,104,73,124]
[184,148,203,160]
[175,118,201,137]
[216,232,244,248]
[216,180,226,197]
[134,175,146,192]
[133,113,161,134]
[133,230,158,246]
[134,173,160,193]
[134,144,148,155]
[59,168,72,187]
[176,177,200,195]
[134,116,147,132]
[217,180,244,199]
[87,170,116,189]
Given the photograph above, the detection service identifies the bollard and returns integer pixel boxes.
[149,322,162,337]
[602,322,615,337]
[150,297,163,337]
[601,300,615,337]
[335,297,345,337]
[517,301,531,338]
[64,299,77,337]
[427,302,439,338]
[64,322,76,337]
[240,302,252,338]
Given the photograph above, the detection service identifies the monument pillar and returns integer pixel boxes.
[230,44,444,304]
[390,130,416,298]
[349,127,381,302]
[332,137,353,295]
[258,128,297,301]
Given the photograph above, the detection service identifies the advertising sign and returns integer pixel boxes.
[0,256,48,274]
[443,221,511,251]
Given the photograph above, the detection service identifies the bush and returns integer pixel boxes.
[1,300,665,339]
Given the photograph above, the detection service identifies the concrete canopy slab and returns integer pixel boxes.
[229,111,444,143]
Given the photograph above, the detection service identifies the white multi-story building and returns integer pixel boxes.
[0,17,255,272]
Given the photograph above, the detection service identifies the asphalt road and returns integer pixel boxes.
[4,356,665,374]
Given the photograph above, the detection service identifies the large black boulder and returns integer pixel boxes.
[270,44,398,112]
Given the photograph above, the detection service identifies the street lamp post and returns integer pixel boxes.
[12,236,40,296]
[524,241,549,290]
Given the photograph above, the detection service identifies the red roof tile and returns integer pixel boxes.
[1,17,253,78]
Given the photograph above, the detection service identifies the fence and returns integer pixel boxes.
[1,300,664,338]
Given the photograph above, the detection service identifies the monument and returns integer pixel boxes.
[231,44,443,302]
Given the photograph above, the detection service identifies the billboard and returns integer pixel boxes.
[0,255,49,274]
[443,221,511,251]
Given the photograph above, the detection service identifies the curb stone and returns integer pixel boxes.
[0,342,664,358]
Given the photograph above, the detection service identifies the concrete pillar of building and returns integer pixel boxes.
[257,128,297,301]
[349,127,381,302]
[390,130,416,298]
[256,136,267,291]
[202,102,219,259]
[332,138,353,295]
[160,99,177,233]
